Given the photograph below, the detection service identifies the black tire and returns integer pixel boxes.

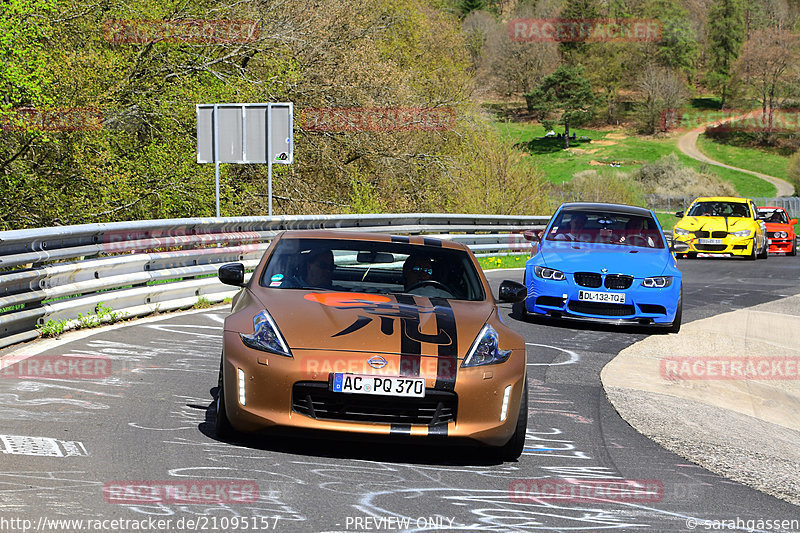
[687,252,697,259]
[747,240,757,261]
[668,288,682,334]
[790,239,797,256]
[758,237,769,259]
[215,357,234,439]
[497,381,528,461]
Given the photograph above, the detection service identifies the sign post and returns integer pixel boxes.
[197,103,293,216]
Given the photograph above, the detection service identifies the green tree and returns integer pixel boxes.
[524,65,596,148]
[458,0,486,17]
[558,0,600,64]
[706,0,746,108]
[644,0,699,82]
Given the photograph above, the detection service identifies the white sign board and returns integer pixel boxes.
[196,103,293,164]
[196,102,293,216]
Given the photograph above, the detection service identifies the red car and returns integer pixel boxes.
[757,207,797,256]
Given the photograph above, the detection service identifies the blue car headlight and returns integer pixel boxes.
[462,324,512,367]
[534,265,565,281]
[641,276,673,288]
[730,230,752,237]
[240,309,292,357]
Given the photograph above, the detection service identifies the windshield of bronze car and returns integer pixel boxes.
[259,238,486,301]
[545,210,664,248]
[688,202,750,218]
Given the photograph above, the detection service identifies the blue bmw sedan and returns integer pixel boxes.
[523,203,682,332]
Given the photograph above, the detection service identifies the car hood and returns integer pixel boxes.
[765,222,795,233]
[675,216,756,232]
[250,290,492,356]
[539,241,670,277]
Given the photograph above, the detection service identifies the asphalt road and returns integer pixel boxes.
[1,255,799,533]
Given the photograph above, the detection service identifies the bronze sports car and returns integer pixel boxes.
[215,230,529,460]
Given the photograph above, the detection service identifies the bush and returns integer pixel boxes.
[632,154,737,197]
[555,170,645,207]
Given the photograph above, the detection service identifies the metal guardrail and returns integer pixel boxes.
[0,214,549,349]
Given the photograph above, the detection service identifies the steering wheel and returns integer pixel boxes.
[406,279,454,295]
[625,234,651,247]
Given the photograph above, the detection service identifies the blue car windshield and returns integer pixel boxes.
[545,211,665,249]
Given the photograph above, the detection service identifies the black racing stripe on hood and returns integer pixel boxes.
[428,423,448,436]
[422,237,443,247]
[391,236,410,243]
[395,294,421,377]
[390,424,411,435]
[430,297,457,392]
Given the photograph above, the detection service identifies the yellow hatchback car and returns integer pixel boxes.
[672,197,769,259]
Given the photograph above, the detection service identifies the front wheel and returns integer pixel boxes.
[215,357,234,439]
[758,237,769,259]
[748,240,757,261]
[496,382,528,461]
[790,239,797,256]
[668,288,682,334]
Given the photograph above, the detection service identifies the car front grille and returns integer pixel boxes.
[694,231,710,238]
[604,274,633,290]
[568,301,635,316]
[291,382,457,425]
[695,244,727,251]
[712,231,728,238]
[574,272,602,288]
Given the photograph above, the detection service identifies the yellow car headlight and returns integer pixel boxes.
[730,230,752,237]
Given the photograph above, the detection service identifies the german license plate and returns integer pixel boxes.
[331,374,425,398]
[698,238,723,244]
[578,290,625,304]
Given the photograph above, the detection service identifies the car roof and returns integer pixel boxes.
[692,196,751,203]
[559,202,653,217]
[275,230,471,251]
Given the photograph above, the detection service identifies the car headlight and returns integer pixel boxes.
[642,276,673,288]
[776,231,787,238]
[730,230,752,237]
[240,309,292,357]
[534,265,565,281]
[673,227,690,236]
[462,324,512,367]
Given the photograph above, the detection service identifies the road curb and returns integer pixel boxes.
[601,292,800,505]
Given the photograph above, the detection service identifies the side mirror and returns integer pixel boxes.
[218,263,245,287]
[675,211,684,218]
[498,280,527,303]
[791,219,798,225]
[522,229,540,242]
